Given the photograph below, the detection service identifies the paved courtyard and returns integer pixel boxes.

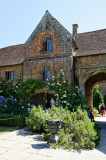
[0,116,106,160]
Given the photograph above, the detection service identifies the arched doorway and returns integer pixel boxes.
[85,72,106,109]
[30,89,55,109]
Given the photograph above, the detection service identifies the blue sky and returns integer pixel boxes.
[0,0,106,48]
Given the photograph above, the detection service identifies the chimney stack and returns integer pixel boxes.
[72,24,78,35]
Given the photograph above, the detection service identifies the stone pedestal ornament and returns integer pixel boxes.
[46,119,62,143]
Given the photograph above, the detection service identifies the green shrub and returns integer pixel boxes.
[57,107,100,150]
[27,105,100,150]
[19,78,46,100]
[0,114,26,128]
[25,105,46,132]
[45,105,65,120]
[43,106,100,150]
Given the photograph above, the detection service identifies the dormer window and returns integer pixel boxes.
[41,66,50,81]
[43,36,52,51]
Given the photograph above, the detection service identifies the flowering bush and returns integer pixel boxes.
[48,69,85,111]
[0,78,46,115]
[0,78,46,101]
[0,78,22,100]
[0,96,17,104]
[0,96,32,115]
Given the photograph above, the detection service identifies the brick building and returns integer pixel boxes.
[0,10,106,107]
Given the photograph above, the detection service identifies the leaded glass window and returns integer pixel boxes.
[6,71,14,81]
[43,36,52,51]
[41,66,50,81]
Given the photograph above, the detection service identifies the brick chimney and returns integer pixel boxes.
[72,24,78,35]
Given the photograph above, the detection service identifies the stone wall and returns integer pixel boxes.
[23,28,73,83]
[74,54,106,107]
[74,54,106,87]
[23,55,72,83]
[0,64,23,80]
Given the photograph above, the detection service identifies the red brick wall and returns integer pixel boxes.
[23,56,72,83]
[24,31,73,83]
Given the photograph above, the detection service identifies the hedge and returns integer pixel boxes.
[0,114,26,128]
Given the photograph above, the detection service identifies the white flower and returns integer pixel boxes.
[28,108,30,112]
[55,135,59,141]
[67,103,70,105]
[60,69,64,73]
[50,98,56,106]
[63,101,67,103]
[57,83,61,86]
[75,86,79,89]
[55,94,58,97]
[63,94,67,97]
[22,106,24,109]
[52,76,55,80]
[28,103,30,106]
[51,83,55,86]
[63,80,66,83]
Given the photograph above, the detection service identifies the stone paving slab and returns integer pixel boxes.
[0,117,106,160]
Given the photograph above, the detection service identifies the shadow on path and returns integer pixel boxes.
[15,119,106,155]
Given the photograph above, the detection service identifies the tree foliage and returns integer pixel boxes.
[104,95,106,107]
[93,85,104,109]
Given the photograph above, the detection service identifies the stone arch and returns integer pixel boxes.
[79,67,106,94]
[30,88,55,109]
[85,72,106,109]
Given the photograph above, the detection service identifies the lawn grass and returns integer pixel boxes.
[0,126,19,135]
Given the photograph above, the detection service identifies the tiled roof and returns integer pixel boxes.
[0,44,25,66]
[75,29,106,56]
